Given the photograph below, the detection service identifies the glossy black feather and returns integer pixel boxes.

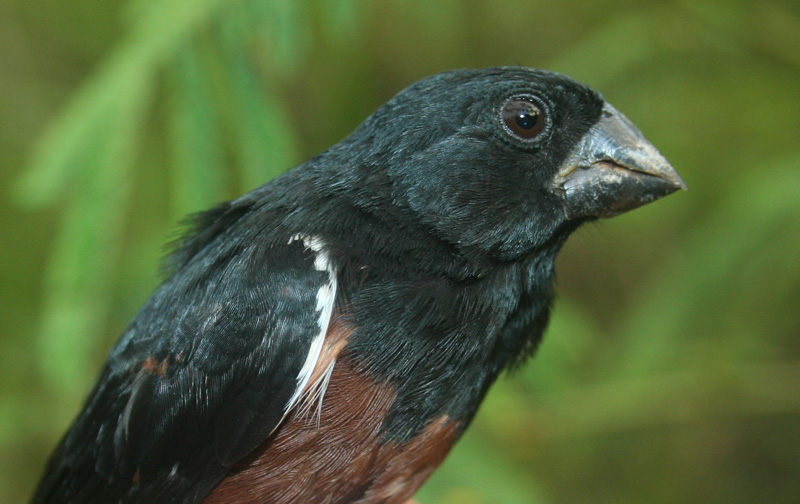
[32,67,621,503]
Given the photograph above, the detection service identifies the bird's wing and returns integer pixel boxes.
[31,202,338,504]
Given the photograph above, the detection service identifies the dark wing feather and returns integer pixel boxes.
[31,203,328,504]
[160,200,252,278]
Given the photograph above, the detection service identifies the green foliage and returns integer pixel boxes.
[2,0,799,502]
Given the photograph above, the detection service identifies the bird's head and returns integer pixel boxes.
[334,67,685,261]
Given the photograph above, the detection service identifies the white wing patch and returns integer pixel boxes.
[284,234,338,418]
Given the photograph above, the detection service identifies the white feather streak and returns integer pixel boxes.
[284,234,337,414]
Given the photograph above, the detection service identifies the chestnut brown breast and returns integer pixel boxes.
[202,354,460,504]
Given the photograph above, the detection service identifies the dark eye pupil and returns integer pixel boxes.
[502,99,546,140]
[515,109,539,130]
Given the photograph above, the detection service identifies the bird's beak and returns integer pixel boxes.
[553,102,686,219]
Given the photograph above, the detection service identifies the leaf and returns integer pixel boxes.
[166,38,229,217]
[37,71,156,398]
[216,10,300,190]
[319,0,362,43]
[14,0,235,208]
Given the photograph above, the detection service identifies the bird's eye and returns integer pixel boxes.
[501,99,546,140]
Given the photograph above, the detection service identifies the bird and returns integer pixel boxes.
[30,67,685,504]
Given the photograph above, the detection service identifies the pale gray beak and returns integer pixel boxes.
[554,102,686,219]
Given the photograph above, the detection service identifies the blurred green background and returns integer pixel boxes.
[2,0,799,502]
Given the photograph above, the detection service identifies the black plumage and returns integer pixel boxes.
[31,67,684,504]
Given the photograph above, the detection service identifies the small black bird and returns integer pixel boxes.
[31,67,684,504]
